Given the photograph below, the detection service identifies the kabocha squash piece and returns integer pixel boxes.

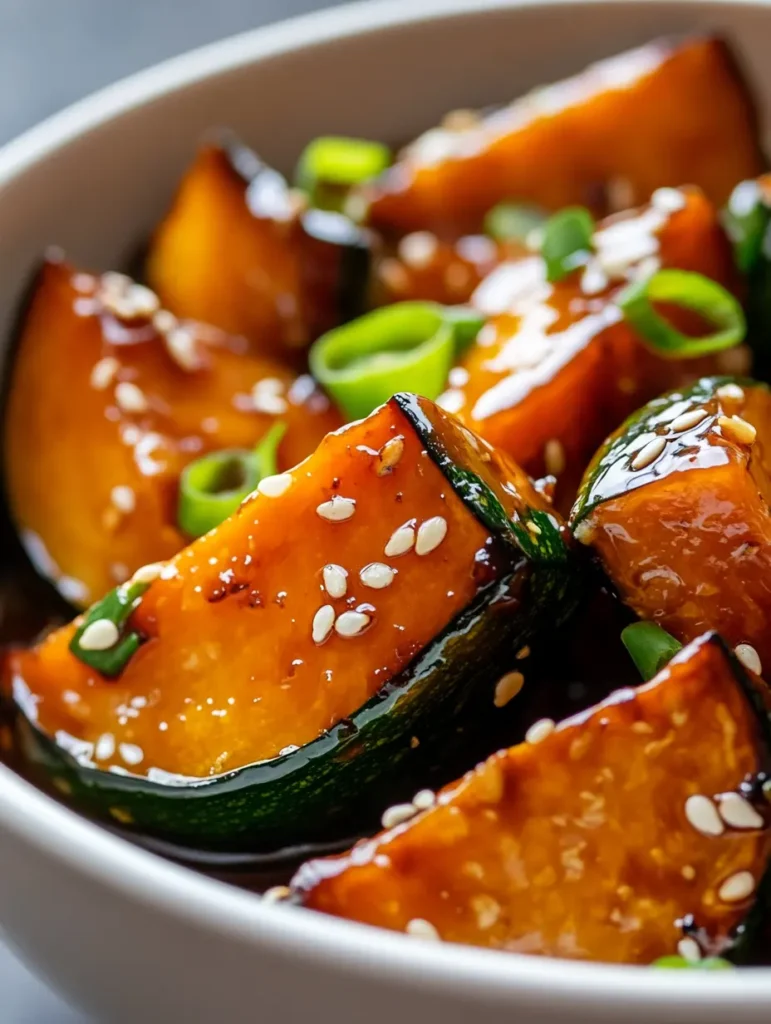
[364,36,763,238]
[572,375,771,672]
[438,187,743,505]
[147,140,372,363]
[3,258,341,606]
[4,394,578,849]
[293,633,771,964]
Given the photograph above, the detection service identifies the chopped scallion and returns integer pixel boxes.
[69,580,149,677]
[621,621,682,681]
[484,202,546,243]
[541,206,595,282]
[295,136,391,211]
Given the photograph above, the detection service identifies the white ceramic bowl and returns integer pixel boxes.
[2,1,771,1020]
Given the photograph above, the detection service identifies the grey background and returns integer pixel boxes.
[0,3,337,1018]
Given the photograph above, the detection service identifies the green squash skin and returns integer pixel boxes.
[14,394,580,852]
[570,375,765,528]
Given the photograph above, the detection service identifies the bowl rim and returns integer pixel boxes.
[2,0,771,1011]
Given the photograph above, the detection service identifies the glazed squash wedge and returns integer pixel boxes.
[364,36,764,237]
[3,394,579,849]
[293,633,771,964]
[2,257,341,605]
[572,376,771,671]
[437,187,742,504]
[147,139,372,362]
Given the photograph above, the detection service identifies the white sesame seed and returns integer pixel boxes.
[681,865,696,881]
[684,794,724,836]
[263,885,291,903]
[131,562,165,585]
[385,523,415,557]
[544,438,566,476]
[471,894,501,930]
[415,516,448,556]
[716,383,745,403]
[405,918,440,940]
[251,377,289,415]
[257,473,293,498]
[718,414,756,446]
[95,733,116,761]
[398,231,438,270]
[90,356,120,391]
[312,605,335,644]
[718,871,755,903]
[152,309,177,334]
[334,610,371,638]
[159,563,179,580]
[580,263,609,296]
[735,643,762,676]
[717,792,765,830]
[412,789,435,811]
[316,496,356,522]
[377,435,405,476]
[651,187,687,215]
[323,564,348,599]
[669,408,708,433]
[630,435,666,471]
[115,381,149,414]
[437,389,465,414]
[572,520,595,546]
[677,937,702,963]
[494,670,525,708]
[382,803,418,829]
[165,326,201,371]
[118,742,144,767]
[526,718,555,744]
[78,618,120,651]
[110,485,136,514]
[360,563,396,589]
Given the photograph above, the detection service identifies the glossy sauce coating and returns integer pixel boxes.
[295,635,771,963]
[364,37,763,237]
[574,378,771,670]
[4,397,553,779]
[438,189,741,506]
[3,259,341,604]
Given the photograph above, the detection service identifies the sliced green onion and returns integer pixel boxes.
[722,179,771,275]
[484,202,546,243]
[309,302,484,420]
[621,622,682,681]
[295,136,391,211]
[69,580,149,677]
[617,269,746,358]
[652,956,733,971]
[541,206,595,282]
[177,422,286,539]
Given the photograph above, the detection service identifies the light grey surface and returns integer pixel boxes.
[0,3,337,1018]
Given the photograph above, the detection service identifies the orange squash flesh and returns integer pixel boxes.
[572,378,771,672]
[439,188,742,505]
[2,258,341,605]
[294,634,771,964]
[146,142,372,362]
[365,37,764,237]
[4,395,562,780]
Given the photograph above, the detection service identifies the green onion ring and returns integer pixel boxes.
[295,136,391,211]
[69,579,149,677]
[621,621,683,681]
[541,206,595,282]
[484,202,546,243]
[722,179,771,275]
[652,956,733,970]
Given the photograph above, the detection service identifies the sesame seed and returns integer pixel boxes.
[651,187,687,214]
[334,610,371,638]
[257,473,293,498]
[115,381,149,414]
[165,326,201,371]
[153,309,177,334]
[312,605,335,644]
[544,438,566,476]
[526,718,555,744]
[263,885,291,903]
[471,894,501,930]
[78,618,120,651]
[385,523,416,557]
[717,792,764,830]
[718,871,755,903]
[494,670,525,708]
[382,803,418,829]
[437,389,465,414]
[681,865,696,881]
[735,643,762,675]
[398,231,438,269]
[677,937,702,963]
[415,516,448,556]
[95,733,116,761]
[323,564,348,599]
[316,496,356,522]
[376,435,405,476]
[131,562,165,585]
[580,263,609,296]
[441,107,479,131]
[359,562,396,589]
[516,646,531,660]
[90,356,120,390]
[405,918,440,940]
[630,435,666,471]
[718,414,756,446]
[684,794,724,836]
[572,520,595,546]
[669,408,708,433]
[716,382,745,403]
[118,742,144,767]
[412,789,435,811]
[110,485,135,514]
[251,377,288,415]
